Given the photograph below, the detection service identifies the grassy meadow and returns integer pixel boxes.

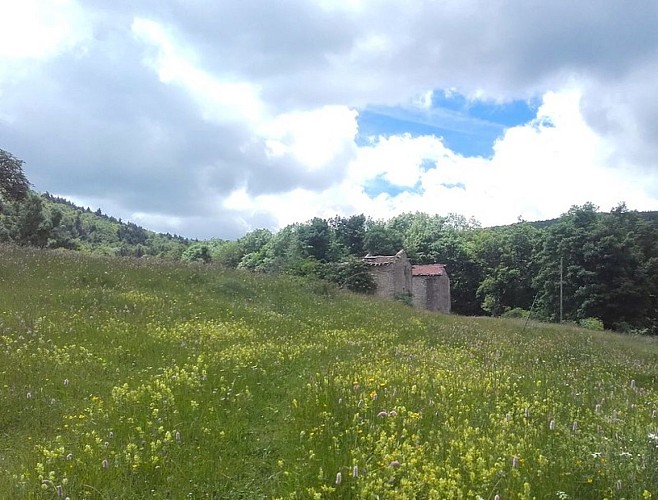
[1,244,658,499]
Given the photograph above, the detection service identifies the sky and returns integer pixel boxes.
[1,1,658,240]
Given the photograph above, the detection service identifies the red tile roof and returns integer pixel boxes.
[412,264,447,276]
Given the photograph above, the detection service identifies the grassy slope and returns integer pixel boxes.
[1,245,657,499]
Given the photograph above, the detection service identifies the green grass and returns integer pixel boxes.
[1,244,658,499]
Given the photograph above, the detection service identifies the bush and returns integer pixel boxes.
[578,317,604,331]
[501,307,530,319]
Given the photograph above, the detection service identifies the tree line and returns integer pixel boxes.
[3,148,658,333]
[188,205,658,334]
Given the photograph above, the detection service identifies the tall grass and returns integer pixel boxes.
[1,244,657,498]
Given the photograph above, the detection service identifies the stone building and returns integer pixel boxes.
[363,250,451,313]
[362,249,412,300]
[412,264,451,313]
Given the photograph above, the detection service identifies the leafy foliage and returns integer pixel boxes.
[3,148,658,332]
[0,148,30,202]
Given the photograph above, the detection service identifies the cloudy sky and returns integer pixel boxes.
[1,0,658,239]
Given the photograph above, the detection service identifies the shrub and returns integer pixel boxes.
[502,307,530,319]
[578,317,604,331]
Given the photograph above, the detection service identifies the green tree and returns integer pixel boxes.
[329,214,366,257]
[212,240,244,268]
[535,203,657,332]
[475,222,540,316]
[182,243,212,263]
[364,220,404,255]
[0,148,30,202]
[14,193,51,247]
[296,217,332,262]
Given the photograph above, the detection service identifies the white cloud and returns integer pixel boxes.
[131,17,264,126]
[262,106,358,171]
[219,88,657,233]
[2,1,658,239]
[0,0,87,60]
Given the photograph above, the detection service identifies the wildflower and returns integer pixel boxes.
[390,460,401,468]
[377,411,388,418]
[335,472,342,485]
[352,465,359,478]
[511,456,519,468]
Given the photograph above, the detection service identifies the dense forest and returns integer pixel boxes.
[2,148,658,333]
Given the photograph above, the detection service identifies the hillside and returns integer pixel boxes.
[1,244,658,498]
[0,191,190,258]
[40,194,191,258]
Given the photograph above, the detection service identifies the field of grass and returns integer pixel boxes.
[1,244,658,499]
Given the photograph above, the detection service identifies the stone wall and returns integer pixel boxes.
[365,250,412,300]
[412,274,451,313]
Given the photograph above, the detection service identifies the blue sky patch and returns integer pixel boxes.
[441,182,466,190]
[357,90,539,158]
[363,175,424,198]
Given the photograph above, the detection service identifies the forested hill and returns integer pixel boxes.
[0,192,190,259]
[3,186,658,335]
[197,204,658,335]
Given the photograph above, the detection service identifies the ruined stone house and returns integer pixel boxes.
[412,264,451,313]
[363,250,451,313]
[362,249,412,300]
